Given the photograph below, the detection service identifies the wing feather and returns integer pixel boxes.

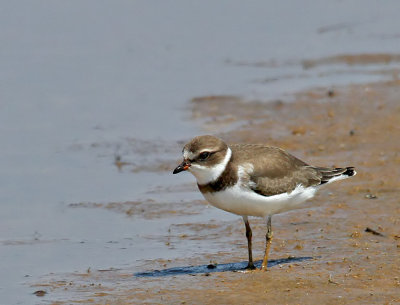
[230,144,354,197]
[230,144,336,196]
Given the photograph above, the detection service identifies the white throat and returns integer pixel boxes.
[189,148,232,185]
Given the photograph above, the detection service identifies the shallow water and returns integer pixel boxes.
[1,1,400,304]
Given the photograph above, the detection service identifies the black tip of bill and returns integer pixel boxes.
[172,166,183,174]
[173,161,189,174]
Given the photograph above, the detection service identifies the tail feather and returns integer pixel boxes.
[317,166,356,185]
[342,167,356,177]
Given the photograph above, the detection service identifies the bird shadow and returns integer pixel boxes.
[135,256,313,277]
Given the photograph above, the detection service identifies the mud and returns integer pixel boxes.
[302,53,400,69]
[69,198,206,219]
[32,79,400,304]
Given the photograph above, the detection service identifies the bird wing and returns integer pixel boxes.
[230,144,322,196]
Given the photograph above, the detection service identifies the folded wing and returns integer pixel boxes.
[231,144,354,197]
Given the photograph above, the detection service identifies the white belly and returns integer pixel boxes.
[202,184,317,217]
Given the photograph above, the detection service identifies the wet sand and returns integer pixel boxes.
[32,79,400,304]
[3,2,400,303]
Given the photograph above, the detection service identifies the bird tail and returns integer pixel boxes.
[316,166,356,185]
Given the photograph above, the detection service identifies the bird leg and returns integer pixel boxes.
[242,216,255,270]
[261,215,273,271]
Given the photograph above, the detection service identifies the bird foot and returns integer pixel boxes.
[245,262,256,270]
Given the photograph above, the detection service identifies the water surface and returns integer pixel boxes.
[1,1,400,304]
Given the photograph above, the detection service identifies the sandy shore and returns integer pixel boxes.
[33,80,400,304]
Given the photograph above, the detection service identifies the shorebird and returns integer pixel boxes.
[173,135,356,270]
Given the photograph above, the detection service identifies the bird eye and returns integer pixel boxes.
[198,151,211,161]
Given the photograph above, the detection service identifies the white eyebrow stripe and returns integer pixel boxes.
[183,148,214,160]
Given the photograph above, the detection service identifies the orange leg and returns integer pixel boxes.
[261,215,273,271]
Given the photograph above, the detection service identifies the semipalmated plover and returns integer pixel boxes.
[173,135,356,271]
